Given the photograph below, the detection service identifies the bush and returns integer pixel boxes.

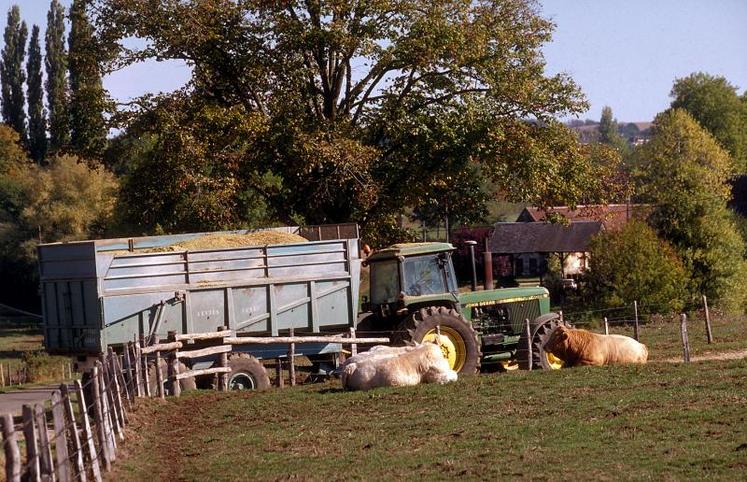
[22,350,70,383]
[585,221,688,312]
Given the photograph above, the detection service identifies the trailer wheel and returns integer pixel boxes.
[394,306,481,374]
[149,359,196,393]
[223,353,270,391]
[518,313,569,370]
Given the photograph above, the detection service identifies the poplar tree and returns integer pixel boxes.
[598,105,630,156]
[68,0,107,159]
[635,109,747,311]
[46,0,70,152]
[1,5,28,141]
[27,24,47,163]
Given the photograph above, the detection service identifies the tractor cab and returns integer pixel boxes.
[365,243,459,320]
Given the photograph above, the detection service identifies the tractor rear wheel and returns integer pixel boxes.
[517,313,569,370]
[394,306,481,374]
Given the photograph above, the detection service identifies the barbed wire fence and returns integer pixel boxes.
[1,326,388,481]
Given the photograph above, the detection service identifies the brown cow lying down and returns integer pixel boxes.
[544,325,648,366]
[341,342,458,391]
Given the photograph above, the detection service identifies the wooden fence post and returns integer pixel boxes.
[703,294,713,344]
[680,313,691,363]
[633,300,640,341]
[141,345,151,398]
[349,327,358,356]
[22,404,40,482]
[153,335,165,398]
[525,318,533,371]
[34,404,54,480]
[603,317,609,335]
[74,379,102,482]
[1,413,21,482]
[60,384,86,482]
[275,358,284,388]
[132,343,142,398]
[51,390,72,482]
[99,365,117,459]
[111,350,131,414]
[100,357,123,442]
[288,328,296,387]
[107,350,127,427]
[217,327,229,392]
[123,343,134,402]
[91,364,112,471]
[167,331,181,397]
[0,362,4,387]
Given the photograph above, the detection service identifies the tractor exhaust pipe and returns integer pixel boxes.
[465,240,478,291]
[483,237,494,290]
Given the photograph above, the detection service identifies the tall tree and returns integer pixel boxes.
[634,109,747,311]
[97,0,625,239]
[598,105,630,157]
[45,0,70,153]
[0,5,28,141]
[27,25,47,163]
[670,72,747,172]
[69,0,107,159]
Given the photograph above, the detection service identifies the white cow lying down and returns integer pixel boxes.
[341,342,458,391]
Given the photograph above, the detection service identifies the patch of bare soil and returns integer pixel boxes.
[660,348,747,363]
[108,393,232,482]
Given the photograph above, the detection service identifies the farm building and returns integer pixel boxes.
[517,203,650,231]
[489,221,603,282]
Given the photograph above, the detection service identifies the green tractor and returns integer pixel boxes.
[359,242,568,373]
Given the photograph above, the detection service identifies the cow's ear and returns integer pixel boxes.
[560,330,569,340]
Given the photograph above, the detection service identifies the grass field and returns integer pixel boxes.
[111,316,747,481]
[0,317,44,368]
[0,316,72,388]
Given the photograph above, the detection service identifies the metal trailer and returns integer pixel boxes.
[38,224,361,371]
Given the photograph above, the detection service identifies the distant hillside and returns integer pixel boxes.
[567,120,653,146]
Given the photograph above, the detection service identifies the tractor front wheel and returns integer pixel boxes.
[394,306,481,374]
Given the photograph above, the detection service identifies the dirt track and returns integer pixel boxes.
[661,348,747,363]
[0,384,63,416]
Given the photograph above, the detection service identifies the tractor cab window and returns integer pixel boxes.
[403,255,448,296]
[370,260,400,305]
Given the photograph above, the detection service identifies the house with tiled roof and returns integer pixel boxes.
[490,221,603,280]
[516,203,651,231]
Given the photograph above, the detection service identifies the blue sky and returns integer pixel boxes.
[540,0,747,121]
[6,0,747,122]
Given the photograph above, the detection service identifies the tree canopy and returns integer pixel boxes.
[1,5,28,143]
[95,0,624,242]
[670,72,747,172]
[69,0,108,159]
[585,221,688,312]
[45,0,70,153]
[27,24,48,164]
[634,109,747,311]
[597,105,630,158]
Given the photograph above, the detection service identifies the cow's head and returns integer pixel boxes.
[544,325,570,357]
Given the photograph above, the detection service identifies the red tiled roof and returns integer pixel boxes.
[517,204,651,231]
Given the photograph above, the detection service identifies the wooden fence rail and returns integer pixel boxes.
[1,328,388,481]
